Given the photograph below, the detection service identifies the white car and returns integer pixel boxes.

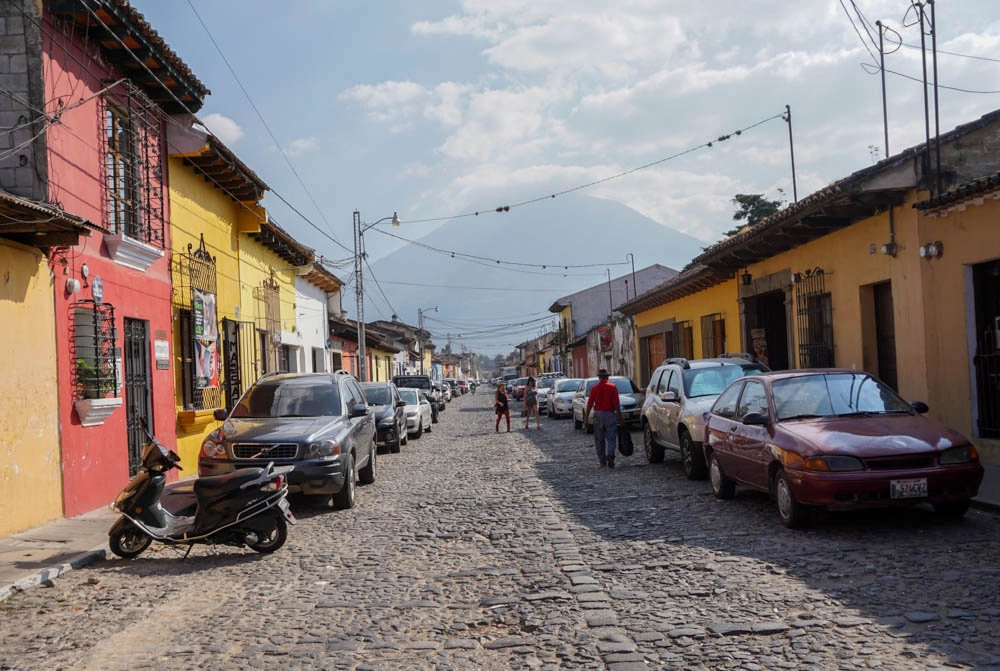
[535,377,557,413]
[547,378,581,418]
[398,387,433,439]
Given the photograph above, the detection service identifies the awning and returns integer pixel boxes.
[0,190,96,248]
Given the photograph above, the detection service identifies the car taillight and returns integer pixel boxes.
[263,474,286,492]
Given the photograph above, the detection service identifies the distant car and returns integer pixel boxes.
[641,356,768,479]
[432,381,448,409]
[398,387,433,438]
[199,371,376,510]
[512,377,529,400]
[535,377,557,413]
[548,378,582,418]
[361,381,407,453]
[457,380,469,394]
[572,376,644,433]
[444,378,458,396]
[704,369,984,528]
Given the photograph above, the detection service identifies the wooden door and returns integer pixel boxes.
[873,282,898,391]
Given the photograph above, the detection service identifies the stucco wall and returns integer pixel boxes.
[294,278,329,373]
[0,240,63,535]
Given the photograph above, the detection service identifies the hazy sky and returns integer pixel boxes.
[135,0,1000,305]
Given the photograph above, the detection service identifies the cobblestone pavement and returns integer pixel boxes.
[3,392,1000,671]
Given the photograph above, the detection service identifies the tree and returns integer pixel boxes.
[724,193,782,237]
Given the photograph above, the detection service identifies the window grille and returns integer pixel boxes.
[700,313,726,358]
[254,275,281,372]
[172,235,222,410]
[795,268,835,368]
[71,300,119,400]
[100,80,166,247]
[673,320,694,359]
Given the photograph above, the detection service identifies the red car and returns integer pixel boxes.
[704,369,984,528]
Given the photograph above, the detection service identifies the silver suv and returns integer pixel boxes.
[641,356,767,479]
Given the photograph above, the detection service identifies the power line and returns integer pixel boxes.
[184,0,349,252]
[860,63,1000,93]
[363,256,397,317]
[377,279,575,293]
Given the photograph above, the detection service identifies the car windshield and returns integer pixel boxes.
[610,377,639,393]
[683,365,766,398]
[772,373,912,420]
[538,378,556,388]
[399,389,420,405]
[233,380,341,418]
[555,379,581,392]
[363,386,391,406]
[394,376,430,389]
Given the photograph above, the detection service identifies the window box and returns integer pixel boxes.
[74,397,123,427]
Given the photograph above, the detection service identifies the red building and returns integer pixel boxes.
[3,1,208,515]
[571,335,590,379]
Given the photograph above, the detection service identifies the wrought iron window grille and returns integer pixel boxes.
[795,268,835,368]
[700,313,726,359]
[71,300,119,400]
[172,235,222,410]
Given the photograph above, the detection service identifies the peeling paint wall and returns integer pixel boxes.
[0,240,63,536]
[586,317,637,381]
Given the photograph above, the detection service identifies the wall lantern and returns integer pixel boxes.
[741,270,753,286]
[880,242,898,257]
[919,241,944,259]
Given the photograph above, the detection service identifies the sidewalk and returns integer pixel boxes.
[2,467,999,601]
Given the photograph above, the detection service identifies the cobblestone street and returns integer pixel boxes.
[2,392,1000,671]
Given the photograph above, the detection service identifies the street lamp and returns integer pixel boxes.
[417,306,439,375]
[354,210,400,381]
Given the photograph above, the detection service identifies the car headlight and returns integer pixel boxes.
[307,440,340,458]
[377,417,395,427]
[803,455,865,472]
[200,438,226,458]
[940,444,979,465]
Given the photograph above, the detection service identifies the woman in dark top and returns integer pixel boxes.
[495,382,510,432]
[523,377,541,429]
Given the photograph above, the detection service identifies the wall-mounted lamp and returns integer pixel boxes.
[880,242,898,257]
[741,270,753,286]
[65,277,81,294]
[919,241,944,259]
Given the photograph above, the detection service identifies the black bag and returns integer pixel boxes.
[617,425,634,456]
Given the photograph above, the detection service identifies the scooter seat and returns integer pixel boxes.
[193,467,265,504]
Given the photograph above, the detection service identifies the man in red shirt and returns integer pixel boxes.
[583,368,624,468]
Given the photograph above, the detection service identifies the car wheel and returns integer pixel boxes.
[246,515,287,554]
[359,444,376,485]
[333,453,356,510]
[680,430,707,480]
[574,413,582,430]
[412,420,422,439]
[643,422,665,464]
[774,469,810,528]
[709,452,736,500]
[425,420,431,433]
[109,522,152,559]
[391,424,402,453]
[933,499,971,518]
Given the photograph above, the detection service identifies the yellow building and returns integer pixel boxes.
[621,109,1000,465]
[167,133,271,469]
[0,194,93,535]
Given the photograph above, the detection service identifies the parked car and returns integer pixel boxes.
[444,378,459,397]
[392,374,433,396]
[361,381,407,453]
[398,387,433,438]
[535,377,557,413]
[704,369,984,528]
[432,381,449,408]
[457,380,469,394]
[572,376,644,432]
[199,371,376,510]
[548,378,582,418]
[641,356,768,479]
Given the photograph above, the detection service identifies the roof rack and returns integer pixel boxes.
[664,357,690,369]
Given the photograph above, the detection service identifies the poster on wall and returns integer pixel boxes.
[193,288,219,342]
[598,326,612,352]
[196,339,219,389]
[750,328,770,368]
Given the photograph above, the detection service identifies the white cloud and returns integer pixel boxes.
[201,113,244,145]
[285,137,318,157]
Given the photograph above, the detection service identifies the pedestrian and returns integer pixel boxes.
[494,381,510,432]
[523,377,541,429]
[582,368,623,468]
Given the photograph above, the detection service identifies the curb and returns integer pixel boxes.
[972,498,1000,515]
[0,546,107,602]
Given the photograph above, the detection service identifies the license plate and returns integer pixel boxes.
[890,478,928,499]
[278,497,297,524]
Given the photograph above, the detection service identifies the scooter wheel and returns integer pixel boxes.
[247,515,287,554]
[109,524,152,559]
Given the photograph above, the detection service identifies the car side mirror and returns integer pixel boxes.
[349,404,369,418]
[910,401,929,415]
[742,412,770,426]
[213,408,227,421]
[660,391,678,402]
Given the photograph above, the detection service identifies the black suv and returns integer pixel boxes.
[361,381,407,453]
[200,371,377,510]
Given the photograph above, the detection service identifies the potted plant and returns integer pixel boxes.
[76,358,115,399]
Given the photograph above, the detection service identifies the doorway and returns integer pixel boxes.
[744,290,789,370]
[873,282,898,390]
[123,318,152,476]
